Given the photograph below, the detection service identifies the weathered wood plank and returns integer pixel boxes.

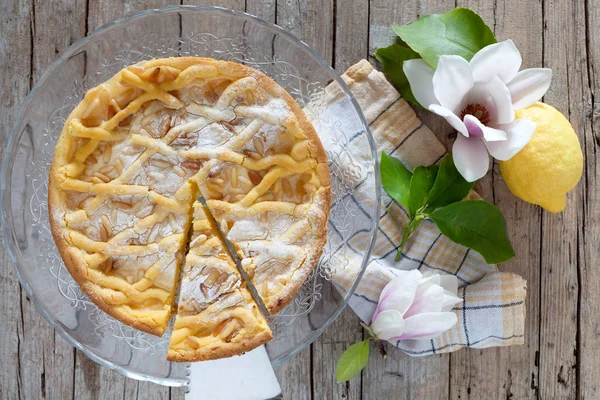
[365,1,453,399]
[14,1,87,399]
[270,1,335,397]
[580,1,600,398]
[333,0,369,73]
[246,0,276,22]
[449,0,544,398]
[73,349,128,400]
[486,1,544,397]
[312,307,364,399]
[0,2,32,399]
[364,352,451,399]
[368,0,420,64]
[306,1,368,398]
[536,1,584,398]
[122,380,171,400]
[277,0,334,64]
[77,1,180,399]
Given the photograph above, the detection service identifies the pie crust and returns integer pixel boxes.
[48,57,330,360]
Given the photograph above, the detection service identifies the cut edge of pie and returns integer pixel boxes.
[166,203,273,362]
[211,186,330,315]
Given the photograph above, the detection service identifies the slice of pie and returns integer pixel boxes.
[201,162,330,314]
[167,204,272,361]
[49,57,330,359]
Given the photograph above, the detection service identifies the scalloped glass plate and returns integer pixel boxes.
[0,6,380,386]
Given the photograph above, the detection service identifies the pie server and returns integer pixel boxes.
[186,345,283,399]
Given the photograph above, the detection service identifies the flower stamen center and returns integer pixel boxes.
[461,103,491,125]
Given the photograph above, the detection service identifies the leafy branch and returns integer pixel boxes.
[374,8,497,107]
[381,153,515,264]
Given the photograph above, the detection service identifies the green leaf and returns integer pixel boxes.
[429,200,516,264]
[336,339,370,383]
[380,152,412,209]
[393,8,497,68]
[408,165,439,218]
[374,44,422,106]
[427,155,475,209]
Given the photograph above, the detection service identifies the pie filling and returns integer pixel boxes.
[48,57,330,361]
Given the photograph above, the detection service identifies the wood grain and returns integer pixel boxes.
[305,1,368,399]
[538,1,586,398]
[272,2,334,398]
[365,2,454,399]
[447,1,545,398]
[17,2,86,399]
[0,0,597,399]
[0,1,32,398]
[580,1,600,398]
[79,1,182,399]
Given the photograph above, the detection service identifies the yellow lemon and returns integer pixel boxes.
[499,102,583,213]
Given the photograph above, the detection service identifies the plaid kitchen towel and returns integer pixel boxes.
[330,60,527,355]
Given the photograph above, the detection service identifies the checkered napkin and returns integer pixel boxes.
[330,60,527,355]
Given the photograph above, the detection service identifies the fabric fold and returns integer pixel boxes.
[331,59,527,356]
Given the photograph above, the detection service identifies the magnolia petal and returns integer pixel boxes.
[465,114,507,141]
[452,134,490,182]
[379,270,422,301]
[372,270,422,322]
[483,126,508,142]
[438,275,461,311]
[418,274,441,287]
[489,75,515,124]
[372,309,406,341]
[470,40,522,83]
[463,77,514,125]
[441,292,462,312]
[485,118,536,161]
[403,59,438,108]
[429,104,468,136]
[433,55,474,113]
[393,312,458,341]
[507,68,553,109]
[403,283,445,318]
[463,114,484,138]
[438,275,459,296]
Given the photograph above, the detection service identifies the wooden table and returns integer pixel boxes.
[0,0,596,399]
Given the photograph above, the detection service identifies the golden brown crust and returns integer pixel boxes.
[167,330,273,362]
[265,188,331,315]
[260,73,330,314]
[240,58,331,315]
[48,213,169,336]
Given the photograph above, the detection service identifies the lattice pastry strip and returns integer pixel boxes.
[201,159,329,313]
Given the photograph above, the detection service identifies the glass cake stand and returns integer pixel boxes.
[0,6,380,386]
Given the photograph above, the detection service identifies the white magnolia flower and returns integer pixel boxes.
[371,270,461,341]
[403,40,552,181]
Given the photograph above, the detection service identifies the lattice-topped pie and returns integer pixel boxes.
[48,57,330,361]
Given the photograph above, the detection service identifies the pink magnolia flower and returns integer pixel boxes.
[371,270,461,341]
[403,40,552,182]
